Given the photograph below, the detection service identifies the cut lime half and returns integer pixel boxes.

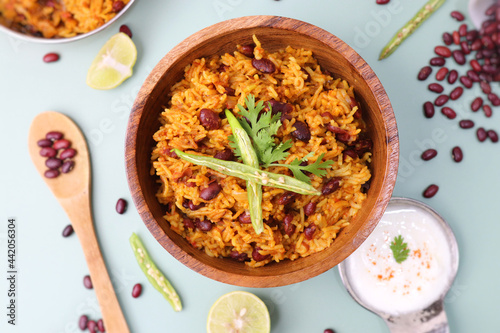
[86,32,137,89]
[207,291,271,333]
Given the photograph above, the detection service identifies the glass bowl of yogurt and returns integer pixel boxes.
[338,197,459,332]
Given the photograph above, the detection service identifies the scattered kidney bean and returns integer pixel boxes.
[252,247,270,261]
[450,10,465,21]
[376,0,390,4]
[322,178,340,195]
[44,169,60,178]
[83,275,93,289]
[483,104,493,117]
[53,139,71,150]
[459,76,472,88]
[470,59,482,72]
[37,138,53,147]
[46,131,63,140]
[423,102,435,118]
[458,23,467,36]
[460,41,471,55]
[447,69,458,84]
[62,224,74,237]
[417,66,432,80]
[214,148,234,161]
[477,127,488,141]
[195,219,213,232]
[43,52,59,63]
[79,315,89,330]
[238,211,252,224]
[428,83,444,93]
[434,46,451,58]
[459,119,475,129]
[452,50,466,64]
[423,184,439,198]
[46,157,62,169]
[292,121,311,142]
[324,330,335,333]
[199,108,220,130]
[452,146,463,162]
[40,147,57,157]
[442,32,453,45]
[434,94,449,106]
[421,149,437,161]
[435,67,448,81]
[430,57,446,66]
[132,283,142,298]
[480,81,492,94]
[304,201,317,216]
[452,30,460,44]
[87,320,97,333]
[252,58,276,73]
[487,130,499,142]
[60,148,77,159]
[471,97,483,111]
[116,198,127,214]
[119,24,132,38]
[467,70,480,81]
[97,319,105,332]
[449,86,463,100]
[441,107,457,119]
[61,160,75,173]
[304,224,317,240]
[112,0,125,12]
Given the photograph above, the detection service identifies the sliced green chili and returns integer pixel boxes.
[174,149,321,196]
[226,110,263,234]
[129,233,182,312]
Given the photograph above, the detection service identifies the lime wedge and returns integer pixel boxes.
[207,291,271,333]
[86,32,137,89]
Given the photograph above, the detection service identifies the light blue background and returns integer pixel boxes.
[1,0,499,332]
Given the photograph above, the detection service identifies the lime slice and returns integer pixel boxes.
[207,291,271,333]
[86,32,137,89]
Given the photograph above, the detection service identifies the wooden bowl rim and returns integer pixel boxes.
[126,15,399,287]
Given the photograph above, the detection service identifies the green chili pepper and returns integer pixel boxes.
[226,110,263,234]
[379,0,446,60]
[174,149,321,196]
[129,233,182,312]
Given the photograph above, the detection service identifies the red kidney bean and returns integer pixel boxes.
[37,138,53,147]
[304,201,317,216]
[252,247,270,261]
[430,57,446,66]
[452,31,460,44]
[428,83,444,93]
[423,184,439,198]
[441,107,457,119]
[119,24,132,38]
[229,251,249,261]
[132,283,142,298]
[195,219,213,232]
[423,101,435,118]
[62,224,74,237]
[43,52,59,63]
[480,81,492,94]
[471,97,483,111]
[252,58,276,73]
[459,76,472,88]
[477,127,488,141]
[282,213,296,236]
[471,39,483,51]
[79,315,89,330]
[483,104,493,117]
[324,330,335,333]
[482,35,495,49]
[452,50,466,65]
[458,23,468,36]
[460,41,471,55]
[83,275,93,289]
[322,178,340,195]
[200,181,221,200]
[45,157,62,169]
[214,148,234,161]
[292,121,311,142]
[488,130,499,142]
[343,149,358,160]
[53,139,71,150]
[112,1,125,12]
[459,119,475,128]
[46,131,63,140]
[488,93,500,105]
[449,86,463,100]
[277,191,297,205]
[188,200,204,211]
[40,147,57,157]
[434,46,451,57]
[304,224,317,240]
[199,108,220,130]
[479,72,492,82]
[87,320,97,333]
[452,146,463,162]
[44,169,60,178]
[183,218,195,230]
[239,44,255,58]
[421,149,437,161]
[470,59,482,72]
[450,10,465,21]
[61,160,74,173]
[115,198,127,214]
[435,67,448,81]
[238,211,252,224]
[60,148,76,159]
[97,319,105,332]
[447,69,458,84]
[434,94,449,106]
[418,66,433,80]
[376,0,390,4]
[467,70,480,82]
[442,32,453,45]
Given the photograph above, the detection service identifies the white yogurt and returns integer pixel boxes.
[342,199,457,315]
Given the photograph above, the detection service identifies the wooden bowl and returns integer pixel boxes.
[126,16,399,287]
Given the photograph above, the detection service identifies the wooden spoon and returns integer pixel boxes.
[28,111,129,333]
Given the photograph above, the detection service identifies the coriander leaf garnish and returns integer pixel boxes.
[269,153,334,184]
[390,235,410,264]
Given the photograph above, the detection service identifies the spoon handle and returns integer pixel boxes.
[61,191,130,333]
[384,299,449,333]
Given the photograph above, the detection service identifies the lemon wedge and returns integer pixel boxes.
[207,291,271,333]
[86,32,137,89]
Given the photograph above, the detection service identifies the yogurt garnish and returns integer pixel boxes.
[341,199,458,315]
